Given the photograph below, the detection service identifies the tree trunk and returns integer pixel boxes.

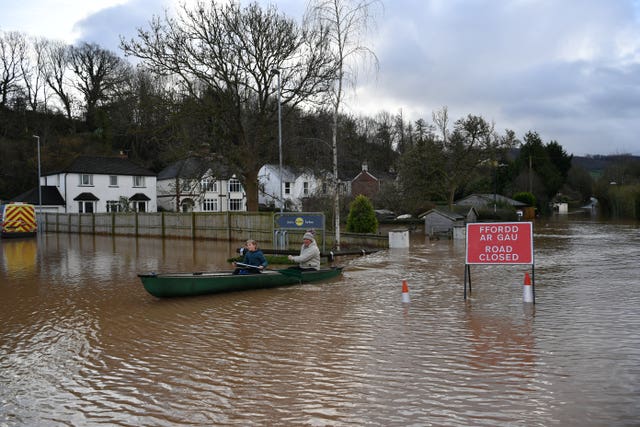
[244,169,259,211]
[332,104,341,250]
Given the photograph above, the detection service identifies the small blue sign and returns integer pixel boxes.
[276,213,324,229]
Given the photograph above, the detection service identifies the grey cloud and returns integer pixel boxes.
[73,0,167,55]
[65,0,640,155]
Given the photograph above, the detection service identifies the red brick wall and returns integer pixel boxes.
[351,173,379,198]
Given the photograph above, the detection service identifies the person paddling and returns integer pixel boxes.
[233,239,268,274]
[287,231,320,271]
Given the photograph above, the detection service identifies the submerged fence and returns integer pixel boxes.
[41,212,388,249]
[42,212,273,242]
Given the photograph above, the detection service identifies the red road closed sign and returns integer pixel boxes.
[466,222,533,265]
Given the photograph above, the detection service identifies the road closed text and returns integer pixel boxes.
[466,222,533,264]
[480,245,520,262]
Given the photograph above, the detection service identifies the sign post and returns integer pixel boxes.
[274,213,326,252]
[464,222,535,302]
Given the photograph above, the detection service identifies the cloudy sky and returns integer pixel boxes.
[2,0,640,156]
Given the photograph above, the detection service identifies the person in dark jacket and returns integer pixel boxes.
[233,239,268,274]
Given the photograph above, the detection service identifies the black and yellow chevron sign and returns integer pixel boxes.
[2,204,37,235]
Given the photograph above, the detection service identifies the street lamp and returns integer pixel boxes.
[270,68,283,212]
[32,135,42,227]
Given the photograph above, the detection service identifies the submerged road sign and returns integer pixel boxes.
[466,222,534,265]
[464,221,535,303]
[275,213,324,230]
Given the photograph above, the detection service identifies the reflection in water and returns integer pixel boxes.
[2,238,37,275]
[1,220,639,426]
[464,310,535,371]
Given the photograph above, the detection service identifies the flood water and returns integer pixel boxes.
[1,218,639,426]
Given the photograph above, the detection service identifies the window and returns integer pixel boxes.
[284,182,291,195]
[229,198,243,211]
[303,182,309,195]
[133,176,145,187]
[80,174,93,186]
[78,201,94,213]
[228,178,241,193]
[203,198,218,212]
[201,178,217,192]
[109,175,118,187]
[106,200,122,212]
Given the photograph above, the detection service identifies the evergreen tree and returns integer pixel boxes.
[346,194,378,233]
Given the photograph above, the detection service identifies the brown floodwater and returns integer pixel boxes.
[1,217,639,426]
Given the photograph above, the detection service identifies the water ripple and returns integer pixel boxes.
[2,222,640,426]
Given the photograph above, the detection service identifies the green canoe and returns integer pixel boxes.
[138,267,343,298]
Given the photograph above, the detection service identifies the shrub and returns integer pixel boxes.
[346,195,378,233]
[513,191,536,207]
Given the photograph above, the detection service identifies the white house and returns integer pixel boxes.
[258,164,332,211]
[36,155,157,213]
[157,157,246,212]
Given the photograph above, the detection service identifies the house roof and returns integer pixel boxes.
[351,169,378,183]
[73,192,99,201]
[158,157,235,180]
[11,186,66,205]
[349,163,397,183]
[419,208,465,221]
[129,193,151,201]
[455,193,527,207]
[47,155,155,177]
[260,164,298,181]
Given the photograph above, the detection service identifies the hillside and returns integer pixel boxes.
[571,154,640,179]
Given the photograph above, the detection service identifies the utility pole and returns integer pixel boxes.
[528,155,532,193]
[270,69,283,212]
[32,135,42,229]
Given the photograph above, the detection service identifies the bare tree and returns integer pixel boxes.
[399,110,516,210]
[432,106,450,146]
[42,40,75,120]
[440,115,498,208]
[437,112,516,208]
[413,118,435,144]
[304,0,381,249]
[69,42,131,129]
[0,31,28,107]
[121,1,335,211]
[21,37,48,111]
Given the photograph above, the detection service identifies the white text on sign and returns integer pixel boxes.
[466,222,533,265]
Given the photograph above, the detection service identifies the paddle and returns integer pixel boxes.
[276,268,304,280]
[235,262,303,281]
[234,262,263,271]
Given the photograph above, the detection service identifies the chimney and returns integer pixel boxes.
[362,161,368,172]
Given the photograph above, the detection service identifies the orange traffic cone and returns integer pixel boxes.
[523,272,533,303]
[402,279,410,303]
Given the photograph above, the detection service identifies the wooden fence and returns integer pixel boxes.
[41,212,389,250]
